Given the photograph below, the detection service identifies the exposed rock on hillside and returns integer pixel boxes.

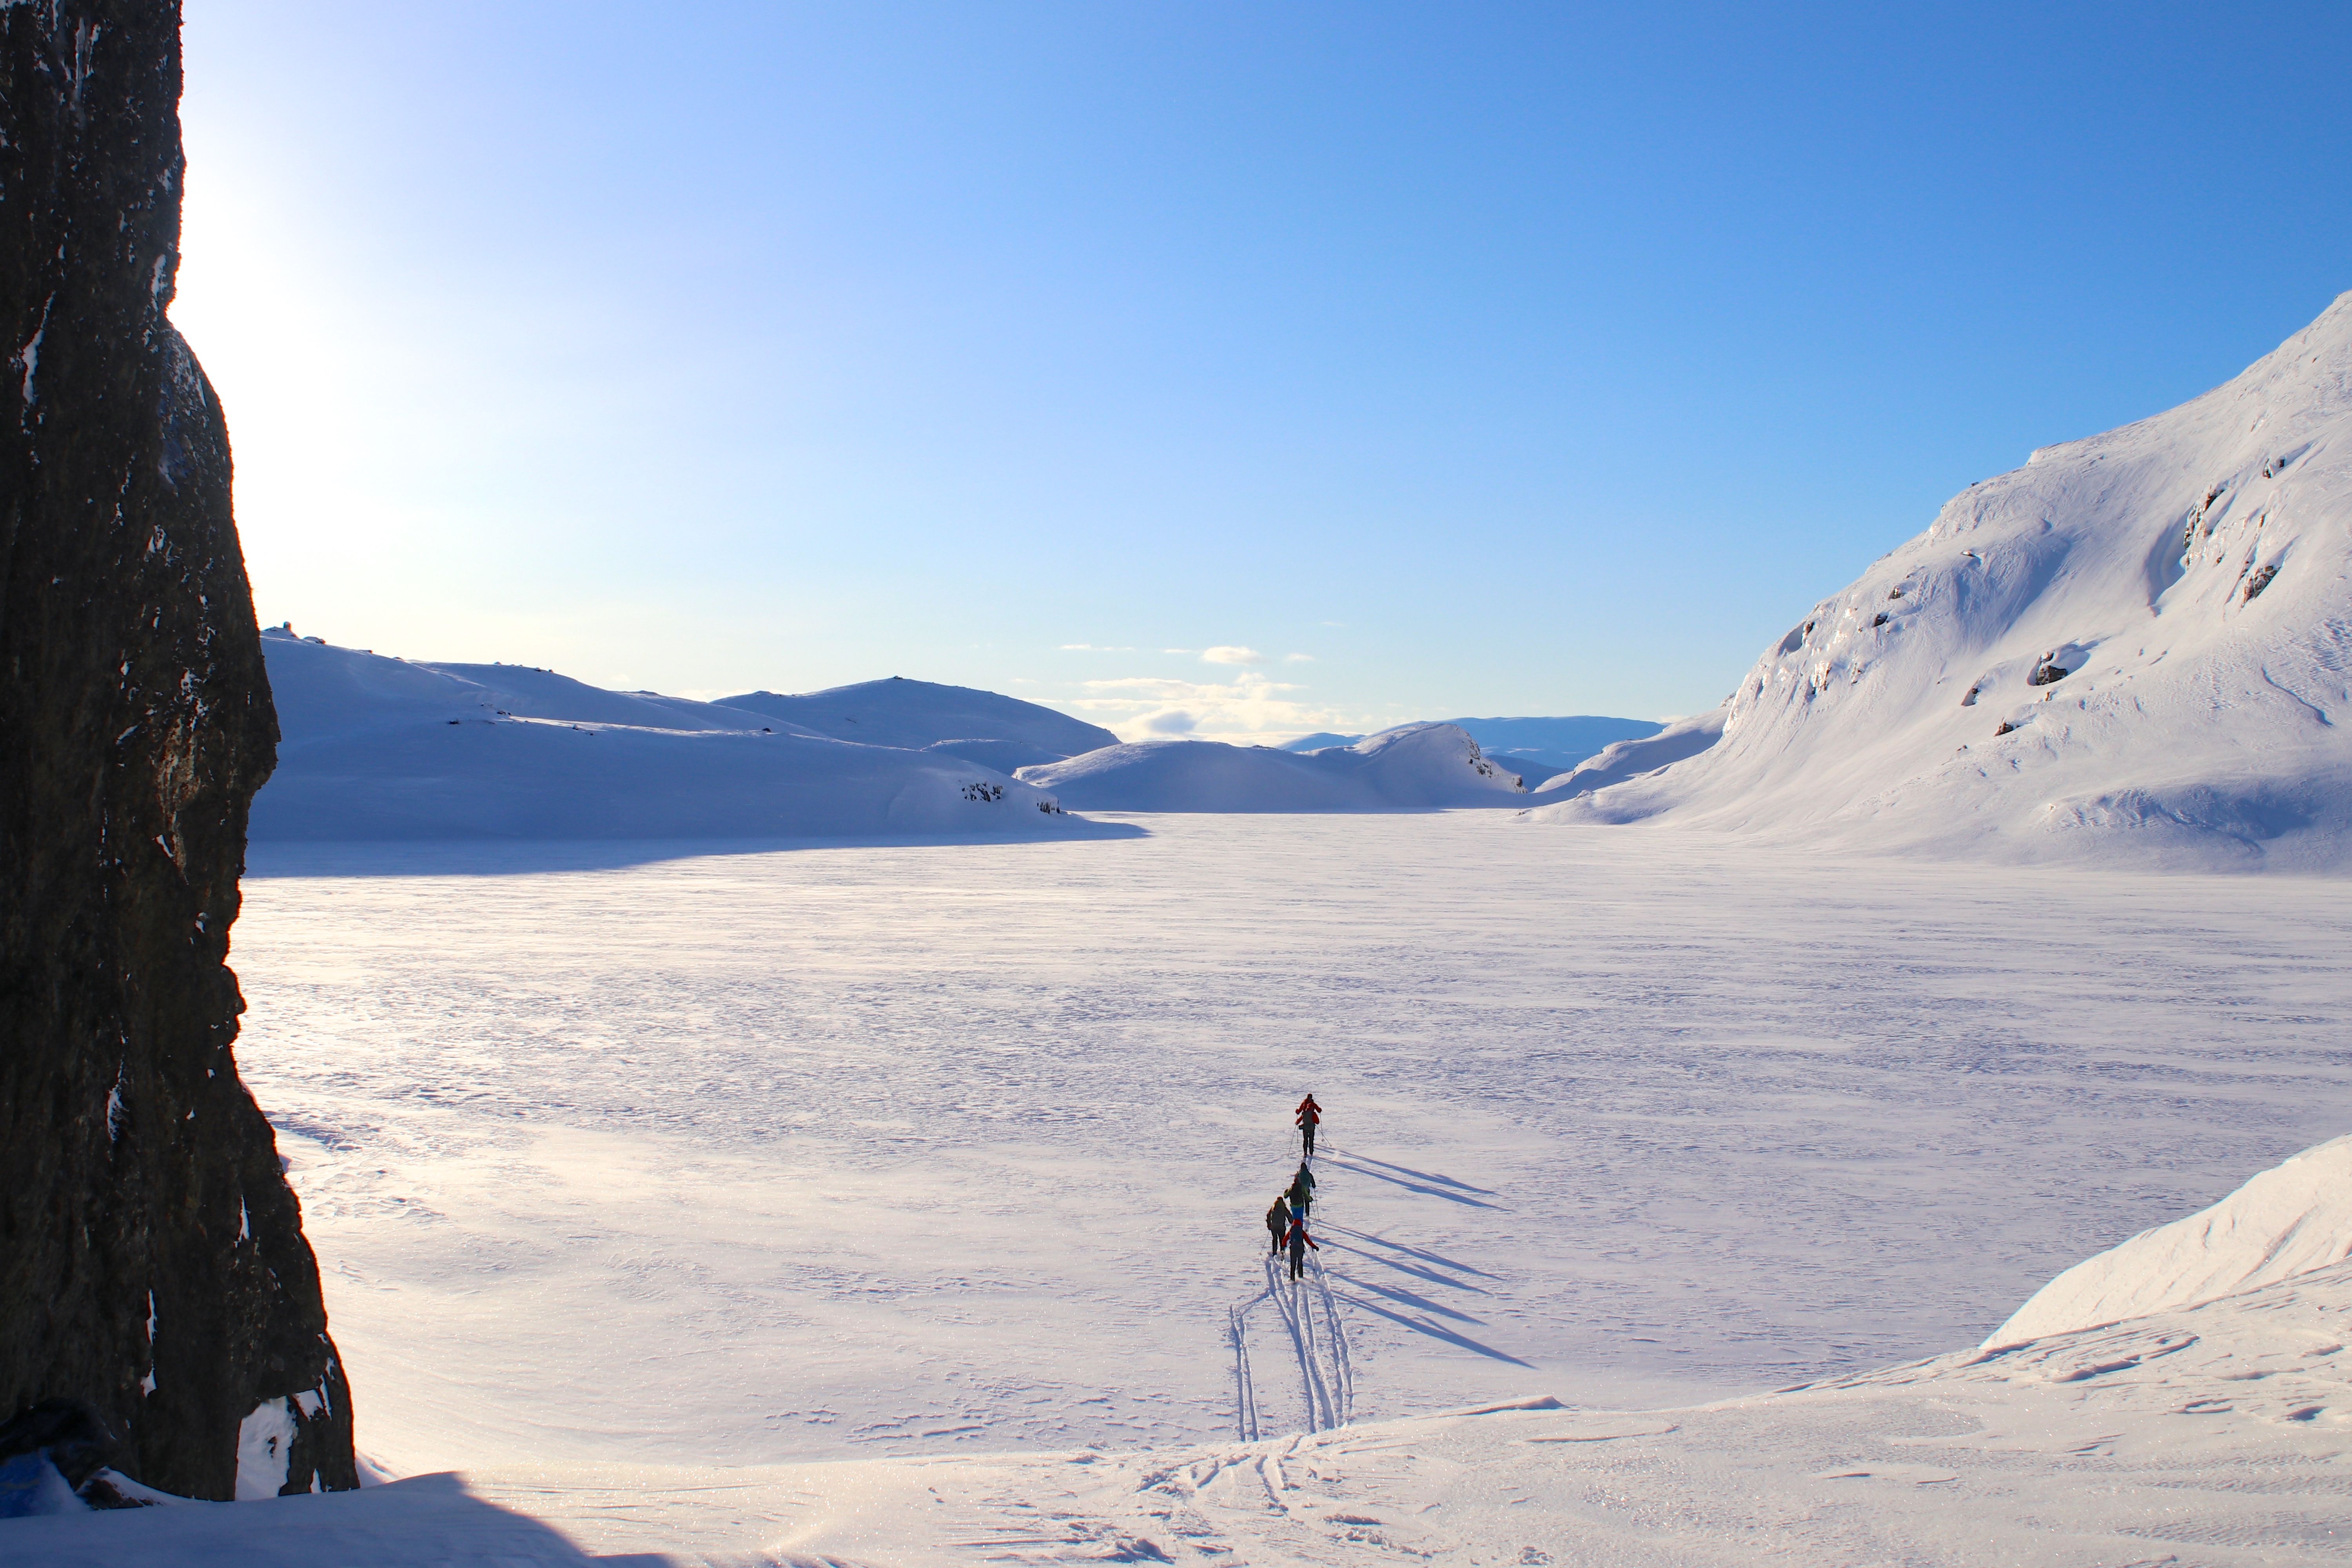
[0,2,356,1500]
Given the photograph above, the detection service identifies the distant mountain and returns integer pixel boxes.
[717,678,1118,771]
[1442,715,1663,771]
[1018,724,1526,811]
[255,637,1103,841]
[1528,292,2352,870]
[1281,717,1660,773]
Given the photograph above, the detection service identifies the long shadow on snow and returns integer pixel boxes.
[1320,1238,1494,1296]
[1332,1271,1492,1325]
[0,1471,623,1564]
[245,823,1147,878]
[1324,1148,1499,1196]
[1330,1288,1534,1367]
[1324,1224,1499,1280]
[1320,1159,1498,1209]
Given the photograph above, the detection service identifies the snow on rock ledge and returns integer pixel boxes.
[1989,1133,2352,1347]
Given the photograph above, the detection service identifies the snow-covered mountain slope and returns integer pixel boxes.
[1530,710,1726,800]
[263,628,806,738]
[1017,722,1528,810]
[1528,292,2352,869]
[253,633,1101,841]
[1990,1133,2352,1347]
[716,677,1118,769]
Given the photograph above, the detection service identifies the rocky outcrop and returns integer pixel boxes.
[0,2,356,1500]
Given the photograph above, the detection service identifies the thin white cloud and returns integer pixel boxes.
[1283,652,1315,663]
[1201,646,1264,666]
[1069,670,1359,745]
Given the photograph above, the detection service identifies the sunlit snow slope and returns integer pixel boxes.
[1991,1132,2352,1346]
[1530,292,2352,868]
[1017,722,1528,810]
[252,632,1105,840]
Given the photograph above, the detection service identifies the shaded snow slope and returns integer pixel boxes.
[407,662,796,735]
[254,634,1100,841]
[1530,710,1727,800]
[717,677,1117,768]
[1018,722,1527,810]
[1486,751,1572,786]
[1528,292,2352,869]
[1991,1132,2352,1347]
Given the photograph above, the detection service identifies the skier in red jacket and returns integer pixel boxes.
[1295,1094,1321,1158]
[1285,1211,1319,1280]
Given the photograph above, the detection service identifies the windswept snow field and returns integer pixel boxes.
[220,816,2352,1488]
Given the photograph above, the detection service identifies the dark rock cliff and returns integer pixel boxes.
[0,2,357,1499]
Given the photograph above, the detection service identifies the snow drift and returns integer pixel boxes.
[1989,1132,2352,1347]
[252,632,1101,841]
[1527,292,2352,869]
[1017,723,1528,811]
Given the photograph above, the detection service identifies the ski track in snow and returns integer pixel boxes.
[225,813,2352,1481]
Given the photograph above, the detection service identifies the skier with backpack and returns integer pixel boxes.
[1264,1195,1289,1255]
[1295,1094,1321,1158]
[1285,1209,1319,1280]
[1287,1161,1316,1221]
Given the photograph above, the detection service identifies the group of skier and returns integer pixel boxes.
[1263,1094,1322,1279]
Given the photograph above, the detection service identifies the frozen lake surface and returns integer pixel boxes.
[232,815,2352,1476]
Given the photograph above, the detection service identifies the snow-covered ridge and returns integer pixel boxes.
[1527,291,2352,869]
[252,633,1114,841]
[1016,722,1529,811]
[1988,1132,2352,1347]
[715,677,1120,769]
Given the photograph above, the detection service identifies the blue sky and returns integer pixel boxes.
[174,2,2352,741]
